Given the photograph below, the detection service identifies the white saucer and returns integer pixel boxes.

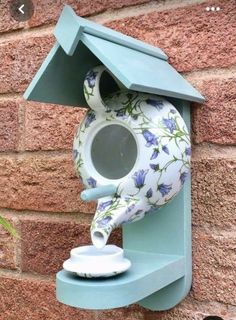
[63,245,131,278]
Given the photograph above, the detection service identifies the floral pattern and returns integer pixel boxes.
[163,118,177,133]
[98,200,113,212]
[132,169,148,189]
[85,70,97,88]
[158,183,172,197]
[83,70,98,101]
[87,177,97,188]
[150,148,159,160]
[96,216,112,227]
[73,66,191,248]
[162,145,169,155]
[143,130,158,147]
[180,171,188,185]
[146,188,153,199]
[185,147,191,156]
[85,111,96,128]
[146,98,164,110]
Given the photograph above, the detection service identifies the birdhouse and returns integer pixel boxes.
[24,5,204,311]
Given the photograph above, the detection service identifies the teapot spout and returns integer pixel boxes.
[91,196,144,249]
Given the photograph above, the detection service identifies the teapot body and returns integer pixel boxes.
[73,66,191,248]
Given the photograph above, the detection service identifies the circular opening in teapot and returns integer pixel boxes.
[91,124,137,180]
[99,70,120,107]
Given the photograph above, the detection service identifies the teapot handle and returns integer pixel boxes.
[83,65,124,112]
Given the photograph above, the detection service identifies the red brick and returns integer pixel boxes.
[29,0,150,28]
[0,35,53,94]
[97,298,236,319]
[0,275,96,320]
[0,216,18,270]
[0,0,150,33]
[192,77,236,145]
[97,305,144,320]
[24,101,86,150]
[0,154,96,213]
[141,307,204,320]
[106,0,236,73]
[192,151,236,229]
[143,295,236,320]
[192,228,236,306]
[20,218,122,275]
[0,100,19,151]
[0,0,25,34]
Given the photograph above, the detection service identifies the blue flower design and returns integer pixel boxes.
[85,112,96,128]
[85,70,97,88]
[96,216,112,227]
[146,99,164,110]
[150,163,159,172]
[73,149,78,160]
[170,109,177,114]
[134,210,143,216]
[116,109,126,117]
[132,114,138,120]
[87,177,97,188]
[163,118,177,133]
[180,172,188,185]
[98,200,113,212]
[162,145,169,155]
[158,183,172,197]
[132,169,148,189]
[143,130,158,147]
[185,147,192,156]
[146,188,153,199]
[115,108,129,120]
[150,148,159,160]
[126,203,136,213]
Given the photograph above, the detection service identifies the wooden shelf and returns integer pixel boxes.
[56,250,185,310]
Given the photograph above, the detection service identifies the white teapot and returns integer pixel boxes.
[73,65,191,249]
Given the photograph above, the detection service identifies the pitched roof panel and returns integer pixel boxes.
[24,5,204,106]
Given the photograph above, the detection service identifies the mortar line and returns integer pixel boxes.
[0,24,54,45]
[184,65,236,82]
[0,208,93,223]
[0,92,22,100]
[0,149,72,158]
[192,224,236,236]
[0,268,54,282]
[88,0,207,23]
[0,143,235,159]
[191,143,236,159]
[18,101,26,152]
[13,216,22,272]
[0,62,235,104]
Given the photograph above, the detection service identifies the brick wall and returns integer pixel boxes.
[0,0,235,319]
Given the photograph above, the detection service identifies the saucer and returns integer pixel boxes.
[63,245,131,278]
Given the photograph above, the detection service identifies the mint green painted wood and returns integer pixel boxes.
[133,100,192,310]
[81,33,204,103]
[24,41,100,106]
[56,251,185,310]
[54,5,168,60]
[23,4,197,311]
[56,102,192,311]
[24,5,205,106]
[81,185,117,201]
[53,5,85,56]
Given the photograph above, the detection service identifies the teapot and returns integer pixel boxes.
[73,65,191,249]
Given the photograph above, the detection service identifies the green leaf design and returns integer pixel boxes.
[0,216,20,238]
